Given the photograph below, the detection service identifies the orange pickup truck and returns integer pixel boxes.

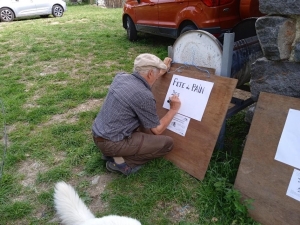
[122,0,263,41]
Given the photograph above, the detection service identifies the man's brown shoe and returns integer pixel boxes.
[106,161,142,176]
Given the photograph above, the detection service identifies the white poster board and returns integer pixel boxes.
[163,74,214,121]
[275,109,300,169]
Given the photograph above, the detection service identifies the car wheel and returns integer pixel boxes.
[126,17,137,41]
[180,25,197,36]
[0,8,14,22]
[52,5,64,17]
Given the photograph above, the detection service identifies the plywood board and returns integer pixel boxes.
[234,92,300,225]
[152,63,237,180]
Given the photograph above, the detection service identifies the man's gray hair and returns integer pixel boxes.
[134,66,159,76]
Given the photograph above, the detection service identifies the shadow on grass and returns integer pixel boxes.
[135,33,175,47]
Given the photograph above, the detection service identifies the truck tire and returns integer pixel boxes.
[180,25,197,36]
[126,17,137,41]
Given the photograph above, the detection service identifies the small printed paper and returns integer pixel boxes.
[167,114,190,136]
[275,109,300,169]
[163,74,214,121]
[286,169,300,202]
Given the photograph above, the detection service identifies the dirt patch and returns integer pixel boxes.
[16,151,65,197]
[72,99,102,114]
[43,99,103,126]
[3,52,27,69]
[52,150,67,164]
[16,159,49,197]
[39,64,61,76]
[65,19,90,24]
[103,60,118,67]
[156,201,198,223]
[88,174,117,214]
[23,88,45,109]
[18,159,48,187]
[19,160,116,220]
[24,82,35,93]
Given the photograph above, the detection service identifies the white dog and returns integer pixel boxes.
[54,181,141,225]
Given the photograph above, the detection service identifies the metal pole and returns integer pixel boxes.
[217,33,235,150]
[220,33,235,78]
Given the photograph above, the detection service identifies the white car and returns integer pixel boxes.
[0,0,67,22]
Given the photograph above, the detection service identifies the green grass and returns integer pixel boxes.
[0,5,259,224]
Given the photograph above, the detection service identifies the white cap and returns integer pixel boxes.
[134,53,167,70]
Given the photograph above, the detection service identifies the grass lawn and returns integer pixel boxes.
[0,4,259,225]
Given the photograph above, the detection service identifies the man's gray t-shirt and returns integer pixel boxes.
[92,72,160,142]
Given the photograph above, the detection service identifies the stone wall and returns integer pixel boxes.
[250,1,300,104]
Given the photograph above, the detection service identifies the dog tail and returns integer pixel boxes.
[54,181,95,225]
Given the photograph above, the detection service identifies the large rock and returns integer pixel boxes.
[294,41,300,62]
[259,0,300,15]
[256,16,296,60]
[250,57,300,101]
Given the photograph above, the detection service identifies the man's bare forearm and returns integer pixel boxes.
[151,109,178,135]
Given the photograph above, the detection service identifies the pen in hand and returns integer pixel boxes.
[167,94,181,111]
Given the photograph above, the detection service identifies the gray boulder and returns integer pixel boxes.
[294,41,300,62]
[259,0,300,15]
[256,16,296,60]
[250,57,300,101]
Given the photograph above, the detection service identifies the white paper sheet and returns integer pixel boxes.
[163,74,214,121]
[167,114,190,136]
[275,109,300,169]
[286,169,300,202]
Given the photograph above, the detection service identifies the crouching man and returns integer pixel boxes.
[92,53,181,175]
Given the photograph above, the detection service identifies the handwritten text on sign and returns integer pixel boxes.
[163,74,214,121]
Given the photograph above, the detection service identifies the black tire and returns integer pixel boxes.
[126,17,137,41]
[180,25,197,36]
[52,5,64,17]
[0,8,14,22]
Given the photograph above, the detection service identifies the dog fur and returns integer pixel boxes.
[54,181,141,225]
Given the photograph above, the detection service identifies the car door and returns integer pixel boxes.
[12,0,37,17]
[157,0,188,37]
[217,0,240,31]
[135,0,159,34]
[33,0,52,15]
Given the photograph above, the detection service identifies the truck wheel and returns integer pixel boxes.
[126,17,137,41]
[180,25,197,36]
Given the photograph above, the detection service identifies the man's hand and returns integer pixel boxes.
[159,57,172,76]
[163,57,172,70]
[150,94,181,135]
[169,94,181,112]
